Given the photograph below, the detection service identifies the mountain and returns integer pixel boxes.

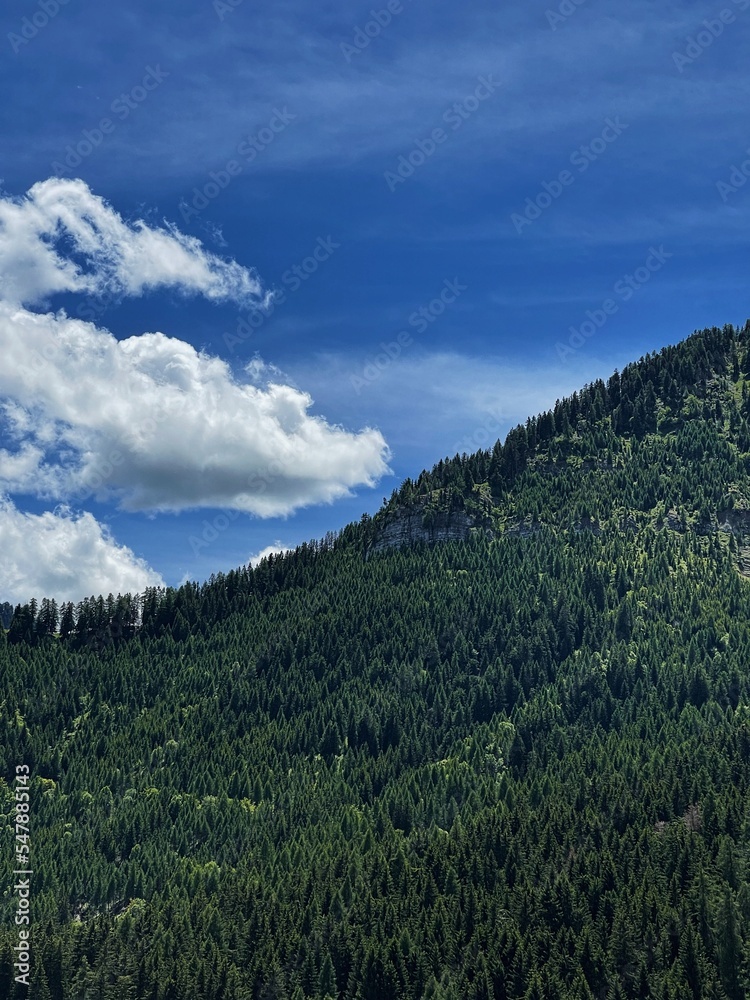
[368,320,750,552]
[3,323,750,999]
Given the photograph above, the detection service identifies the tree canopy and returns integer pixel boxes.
[3,322,750,998]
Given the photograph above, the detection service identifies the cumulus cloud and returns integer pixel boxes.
[0,177,268,308]
[0,179,390,517]
[0,303,390,515]
[0,179,391,599]
[0,497,164,605]
[0,179,388,540]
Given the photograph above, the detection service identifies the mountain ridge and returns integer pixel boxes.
[6,320,750,638]
[364,320,750,555]
[4,322,750,998]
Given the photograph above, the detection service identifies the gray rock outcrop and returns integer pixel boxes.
[368,506,474,555]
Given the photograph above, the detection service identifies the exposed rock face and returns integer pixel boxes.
[574,516,602,534]
[717,509,750,576]
[368,506,475,555]
[717,508,750,535]
[504,520,544,537]
[664,508,686,533]
[367,501,750,561]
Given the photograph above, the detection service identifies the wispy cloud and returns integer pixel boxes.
[290,347,630,462]
[0,177,269,307]
[62,1,748,180]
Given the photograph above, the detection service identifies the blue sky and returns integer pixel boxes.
[0,0,749,602]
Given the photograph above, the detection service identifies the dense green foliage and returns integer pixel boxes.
[379,320,750,537]
[3,323,750,999]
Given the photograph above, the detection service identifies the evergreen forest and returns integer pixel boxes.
[4,323,750,999]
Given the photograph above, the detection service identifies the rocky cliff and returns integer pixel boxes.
[368,505,476,556]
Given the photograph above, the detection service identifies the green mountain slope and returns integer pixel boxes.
[371,321,750,550]
[3,323,750,999]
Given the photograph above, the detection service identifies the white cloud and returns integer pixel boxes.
[0,303,390,515]
[0,497,164,605]
[249,542,292,567]
[0,179,390,518]
[0,179,392,599]
[0,177,268,308]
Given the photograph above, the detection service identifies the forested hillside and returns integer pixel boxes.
[3,323,750,999]
[375,321,750,544]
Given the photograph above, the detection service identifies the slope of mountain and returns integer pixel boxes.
[2,323,750,999]
[370,321,750,553]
